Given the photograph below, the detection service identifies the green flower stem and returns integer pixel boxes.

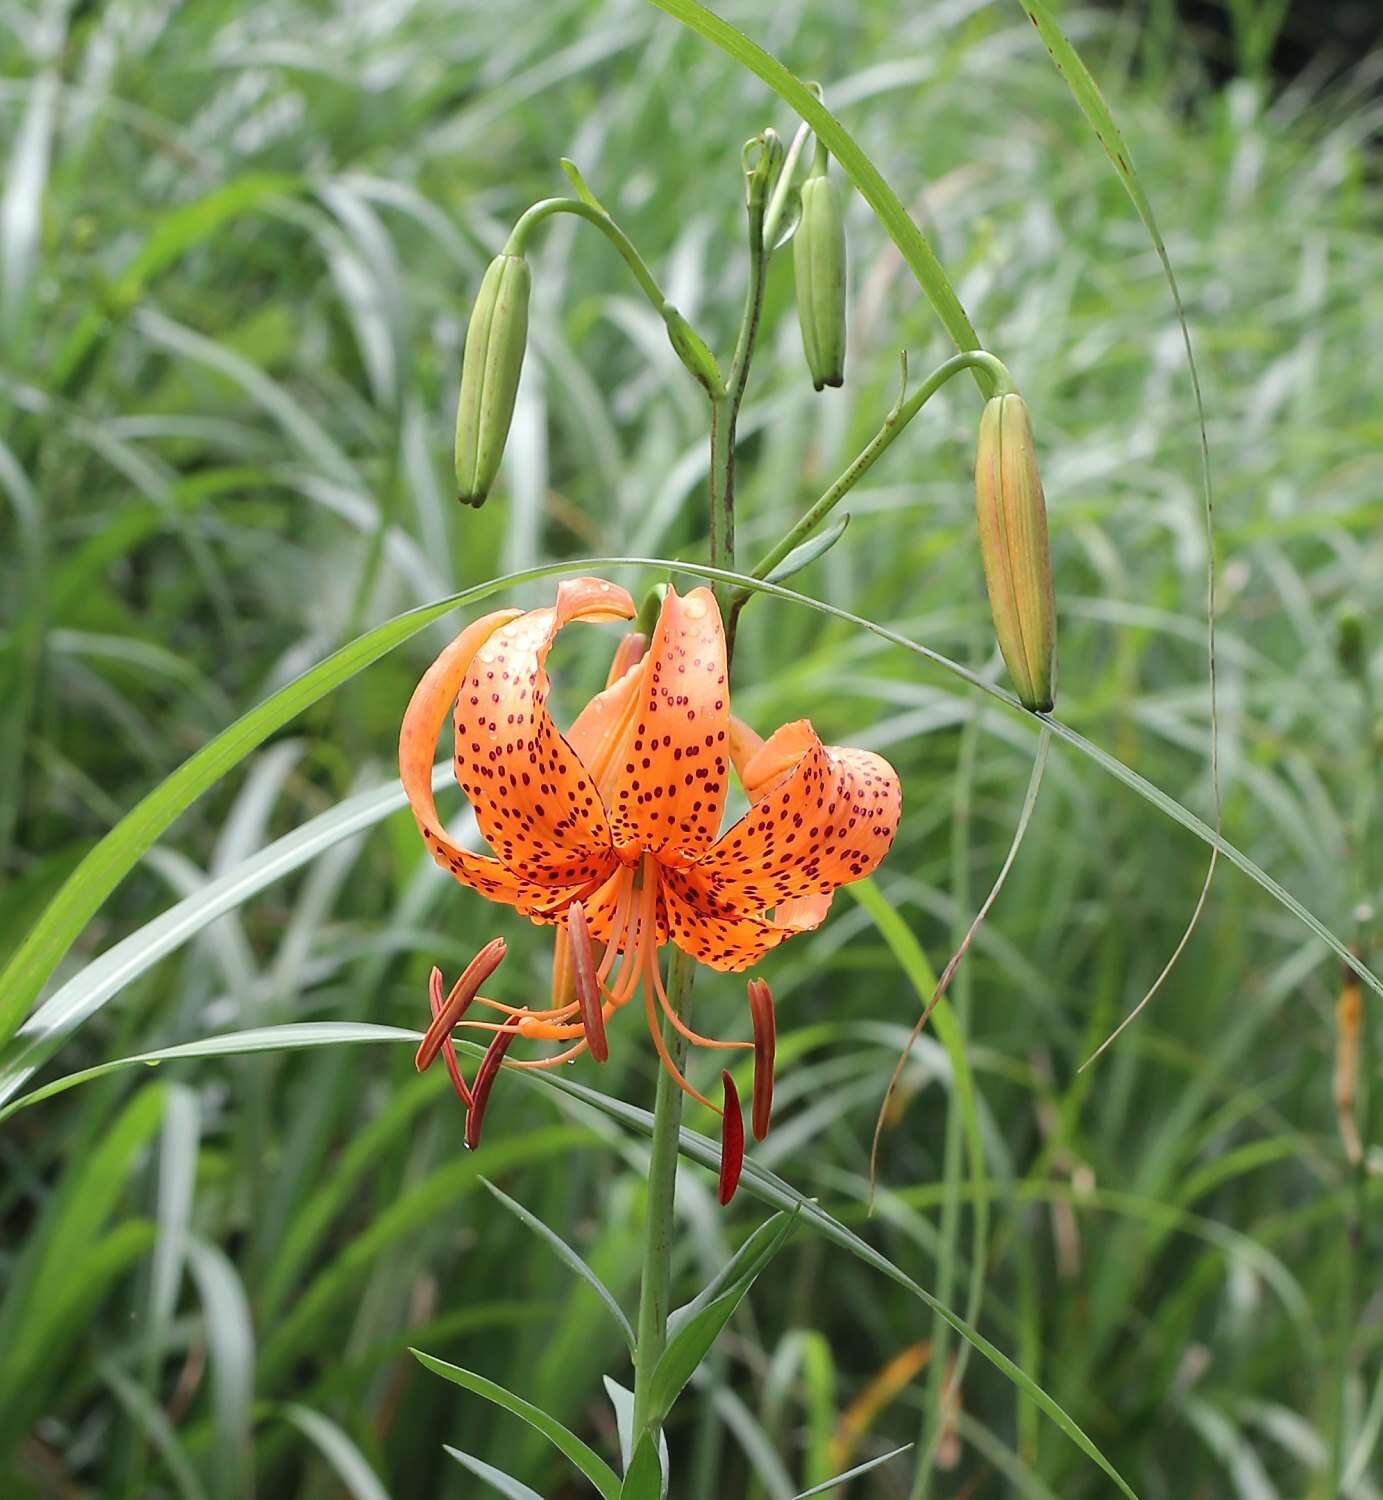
[631,944,697,1443]
[736,349,1015,606]
[726,347,1013,647]
[504,198,725,398]
[712,133,779,627]
[628,144,778,1456]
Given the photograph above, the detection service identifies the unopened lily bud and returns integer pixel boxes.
[974,393,1057,712]
[1335,605,1365,677]
[454,253,530,507]
[792,150,846,391]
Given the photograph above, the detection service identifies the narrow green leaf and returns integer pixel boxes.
[261,1129,580,1382]
[279,1404,391,1500]
[415,1351,621,1500]
[186,1241,254,1500]
[0,1222,156,1462]
[98,1359,208,1500]
[148,1083,199,1370]
[789,1444,913,1498]
[668,1208,795,1338]
[52,174,299,392]
[604,1376,632,1467]
[1,66,59,335]
[763,514,849,585]
[0,1023,420,1123]
[481,1177,636,1352]
[0,1083,166,1410]
[647,1213,794,1424]
[619,1433,664,1500]
[647,1290,747,1427]
[443,1447,543,1500]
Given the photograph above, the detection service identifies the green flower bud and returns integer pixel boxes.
[793,164,846,391]
[974,393,1057,712]
[454,253,530,507]
[1335,605,1365,677]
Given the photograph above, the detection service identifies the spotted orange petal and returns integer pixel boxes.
[605,585,731,864]
[452,578,634,887]
[400,607,570,912]
[680,719,901,914]
[660,869,818,971]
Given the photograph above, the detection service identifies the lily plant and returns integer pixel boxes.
[403,106,1055,1495]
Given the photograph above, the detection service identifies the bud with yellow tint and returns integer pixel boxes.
[974,392,1057,711]
[454,252,531,507]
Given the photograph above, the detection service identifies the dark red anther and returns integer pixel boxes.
[415,938,506,1072]
[718,1070,744,1206]
[747,978,776,1142]
[427,965,473,1108]
[465,1023,520,1151]
[566,900,607,1062]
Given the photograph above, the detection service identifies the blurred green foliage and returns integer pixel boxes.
[1,0,1380,1496]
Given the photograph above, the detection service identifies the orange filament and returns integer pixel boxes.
[649,950,752,1053]
[638,856,717,1111]
[597,867,637,986]
[472,994,580,1022]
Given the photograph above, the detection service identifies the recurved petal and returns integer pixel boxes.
[606,585,732,863]
[453,579,633,887]
[679,719,901,913]
[399,607,564,911]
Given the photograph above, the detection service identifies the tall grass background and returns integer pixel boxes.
[1,0,1380,1495]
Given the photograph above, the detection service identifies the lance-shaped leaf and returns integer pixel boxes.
[414,1351,621,1500]
[645,1212,795,1425]
[481,1177,635,1352]
[619,1433,665,1500]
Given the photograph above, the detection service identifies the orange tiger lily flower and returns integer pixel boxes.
[398,576,900,1132]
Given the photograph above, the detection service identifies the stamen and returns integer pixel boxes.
[415,938,506,1071]
[642,978,716,1110]
[465,1022,520,1150]
[747,978,776,1142]
[567,900,608,1062]
[506,1041,590,1069]
[606,884,647,1008]
[475,995,579,1022]
[650,953,752,1053]
[597,867,636,985]
[427,966,472,1108]
[718,1070,745,1206]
